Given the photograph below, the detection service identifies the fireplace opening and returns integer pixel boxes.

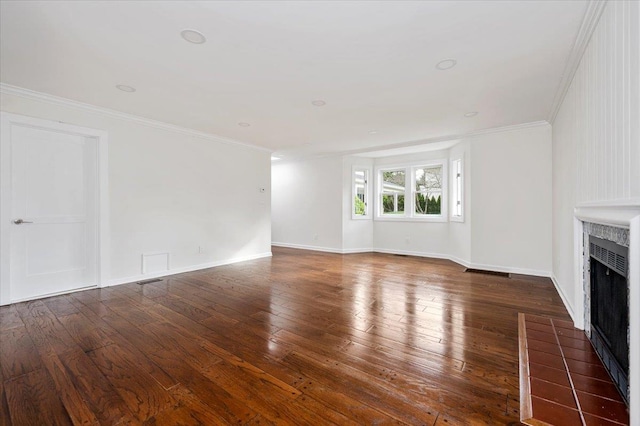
[589,235,629,405]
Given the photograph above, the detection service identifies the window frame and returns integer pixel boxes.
[374,159,448,222]
[351,166,371,220]
[450,157,464,222]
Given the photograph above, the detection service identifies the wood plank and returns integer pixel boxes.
[0,305,23,331]
[87,344,175,422]
[5,369,72,425]
[10,301,109,425]
[58,348,135,425]
[145,348,258,425]
[0,325,44,379]
[0,367,10,426]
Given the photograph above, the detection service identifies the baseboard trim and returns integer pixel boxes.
[105,251,272,287]
[272,243,553,278]
[551,274,577,325]
[271,242,373,254]
[462,261,551,278]
[372,247,451,261]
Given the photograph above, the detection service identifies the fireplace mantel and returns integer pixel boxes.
[573,201,639,424]
[575,202,640,228]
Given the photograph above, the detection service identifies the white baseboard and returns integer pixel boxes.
[373,247,551,278]
[373,247,452,260]
[271,242,373,254]
[274,243,553,278]
[105,251,272,287]
[463,261,552,278]
[551,273,577,325]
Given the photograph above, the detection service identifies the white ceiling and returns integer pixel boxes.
[0,1,587,158]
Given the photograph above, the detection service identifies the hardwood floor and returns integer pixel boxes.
[0,247,571,425]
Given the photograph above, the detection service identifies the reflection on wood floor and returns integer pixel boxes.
[0,247,570,425]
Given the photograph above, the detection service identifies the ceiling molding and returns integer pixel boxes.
[341,120,551,157]
[0,83,272,153]
[276,120,550,164]
[547,0,607,124]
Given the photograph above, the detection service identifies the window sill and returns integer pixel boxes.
[351,215,372,220]
[374,216,448,223]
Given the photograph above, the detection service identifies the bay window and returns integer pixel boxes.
[375,160,447,221]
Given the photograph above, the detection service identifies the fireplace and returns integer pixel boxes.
[574,205,640,424]
[589,235,629,405]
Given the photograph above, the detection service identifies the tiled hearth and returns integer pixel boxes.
[519,314,629,425]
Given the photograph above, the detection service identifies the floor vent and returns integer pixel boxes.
[464,268,510,278]
[137,278,163,285]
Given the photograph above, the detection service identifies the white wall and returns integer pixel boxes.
[469,125,552,275]
[271,157,343,251]
[1,91,272,285]
[552,0,640,314]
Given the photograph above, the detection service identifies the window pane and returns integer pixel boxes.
[381,170,405,215]
[455,160,462,216]
[414,166,442,215]
[354,170,366,215]
[415,193,441,214]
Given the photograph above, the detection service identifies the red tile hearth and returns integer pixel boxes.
[519,313,629,425]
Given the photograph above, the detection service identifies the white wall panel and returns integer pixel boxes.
[552,0,639,313]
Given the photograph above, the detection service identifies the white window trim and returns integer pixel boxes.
[374,160,448,222]
[351,166,371,220]
[450,157,464,223]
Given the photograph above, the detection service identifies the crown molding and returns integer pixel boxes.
[341,120,550,157]
[0,83,272,153]
[273,120,550,164]
[547,0,607,123]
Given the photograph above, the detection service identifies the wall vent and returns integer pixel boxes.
[137,278,163,285]
[464,268,510,278]
[589,237,627,277]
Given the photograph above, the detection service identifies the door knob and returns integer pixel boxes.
[12,219,33,224]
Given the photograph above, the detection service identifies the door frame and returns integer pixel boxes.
[0,112,110,305]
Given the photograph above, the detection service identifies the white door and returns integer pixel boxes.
[6,122,98,302]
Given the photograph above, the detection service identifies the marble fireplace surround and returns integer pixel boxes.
[573,203,640,424]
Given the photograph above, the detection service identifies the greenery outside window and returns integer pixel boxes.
[381,170,405,215]
[414,165,442,216]
[352,168,371,219]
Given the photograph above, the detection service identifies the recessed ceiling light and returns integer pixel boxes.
[271,156,281,161]
[238,122,251,127]
[368,130,378,135]
[435,59,457,70]
[115,84,136,93]
[464,111,478,118]
[180,29,207,44]
[311,100,326,106]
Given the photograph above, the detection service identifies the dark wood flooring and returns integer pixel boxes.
[0,247,571,425]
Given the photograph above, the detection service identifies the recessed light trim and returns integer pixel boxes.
[271,156,281,161]
[311,100,326,107]
[368,130,378,135]
[238,122,251,127]
[116,84,136,93]
[435,59,457,70]
[181,29,207,44]
[464,111,479,118]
